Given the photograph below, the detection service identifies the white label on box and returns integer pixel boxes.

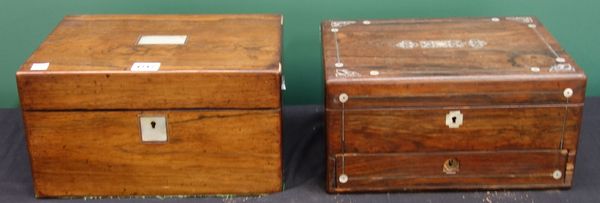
[30,63,50,71]
[138,35,187,45]
[131,62,161,71]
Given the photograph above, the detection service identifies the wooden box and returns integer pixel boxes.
[322,17,587,192]
[16,15,283,197]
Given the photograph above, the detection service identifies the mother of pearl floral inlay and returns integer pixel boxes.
[395,39,487,49]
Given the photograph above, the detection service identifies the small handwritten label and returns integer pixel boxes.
[30,63,49,71]
[138,35,187,45]
[131,62,161,71]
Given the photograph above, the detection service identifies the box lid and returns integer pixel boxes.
[322,17,586,109]
[17,15,282,110]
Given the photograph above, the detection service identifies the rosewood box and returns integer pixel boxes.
[322,17,587,192]
[17,15,283,197]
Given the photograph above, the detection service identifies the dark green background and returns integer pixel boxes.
[1,0,598,107]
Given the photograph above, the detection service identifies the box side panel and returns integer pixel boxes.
[325,110,342,192]
[24,109,282,197]
[17,72,280,110]
[563,106,584,185]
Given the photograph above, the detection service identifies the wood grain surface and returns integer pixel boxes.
[323,17,586,192]
[17,15,284,197]
[322,17,586,109]
[20,15,282,72]
[322,17,584,79]
[332,150,568,192]
[325,78,585,108]
[337,106,582,153]
[24,109,282,197]
[17,14,283,110]
[17,71,281,110]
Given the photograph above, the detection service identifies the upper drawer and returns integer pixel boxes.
[16,15,282,110]
[331,106,582,153]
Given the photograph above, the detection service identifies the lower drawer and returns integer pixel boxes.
[331,150,568,192]
[23,109,282,197]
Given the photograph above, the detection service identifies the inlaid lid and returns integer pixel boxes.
[322,17,586,108]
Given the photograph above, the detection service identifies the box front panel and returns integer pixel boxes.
[24,109,282,197]
[326,105,583,192]
[325,78,586,109]
[18,72,281,110]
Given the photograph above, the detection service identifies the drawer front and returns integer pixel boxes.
[333,150,568,191]
[24,109,282,197]
[335,106,581,153]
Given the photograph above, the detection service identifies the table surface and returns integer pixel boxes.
[1,98,599,202]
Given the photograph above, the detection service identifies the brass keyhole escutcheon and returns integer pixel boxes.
[443,158,460,175]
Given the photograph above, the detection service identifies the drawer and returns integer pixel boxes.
[332,150,568,192]
[328,106,581,153]
[24,109,282,197]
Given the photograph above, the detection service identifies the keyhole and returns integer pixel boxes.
[443,158,460,174]
[150,121,156,129]
[452,116,457,123]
